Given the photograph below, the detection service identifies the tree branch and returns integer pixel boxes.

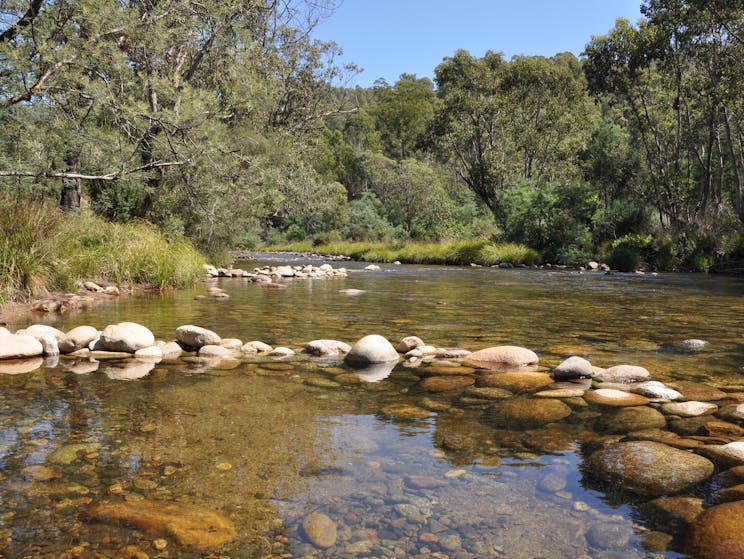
[0,160,190,181]
[0,0,43,43]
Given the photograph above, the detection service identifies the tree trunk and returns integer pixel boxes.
[60,152,82,211]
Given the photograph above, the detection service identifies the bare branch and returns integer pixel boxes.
[0,160,190,181]
[0,0,43,43]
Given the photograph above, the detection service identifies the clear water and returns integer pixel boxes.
[1,255,743,558]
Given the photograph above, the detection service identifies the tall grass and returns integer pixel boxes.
[263,239,541,267]
[0,193,205,305]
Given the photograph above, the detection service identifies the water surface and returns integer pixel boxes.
[1,257,743,558]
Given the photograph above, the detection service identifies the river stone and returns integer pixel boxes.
[15,324,64,341]
[435,348,471,359]
[100,322,155,353]
[420,375,474,392]
[134,346,163,361]
[463,386,513,400]
[462,346,539,369]
[380,404,431,419]
[679,339,709,350]
[423,365,476,376]
[159,341,183,359]
[58,326,100,353]
[673,381,727,401]
[593,364,650,384]
[396,336,424,353]
[596,406,667,434]
[405,475,448,489]
[0,335,44,360]
[176,325,221,348]
[302,512,337,548]
[662,401,718,417]
[87,500,236,549]
[488,397,572,428]
[586,522,633,549]
[696,442,744,468]
[586,441,714,495]
[219,338,243,350]
[714,483,744,503]
[717,403,744,422]
[242,341,273,353]
[268,346,295,357]
[0,357,45,374]
[41,335,59,357]
[632,381,682,401]
[584,388,650,407]
[642,496,705,525]
[305,339,351,357]
[687,501,744,559]
[345,334,399,365]
[534,388,587,398]
[553,356,593,379]
[477,371,554,392]
[199,345,233,358]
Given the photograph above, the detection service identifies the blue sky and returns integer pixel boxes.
[313,0,644,87]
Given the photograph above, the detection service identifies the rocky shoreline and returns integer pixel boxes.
[1,309,743,557]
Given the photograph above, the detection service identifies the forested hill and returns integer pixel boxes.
[1,0,743,271]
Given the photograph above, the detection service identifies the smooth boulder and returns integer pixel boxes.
[176,325,221,348]
[58,326,100,353]
[100,322,155,353]
[687,500,744,559]
[345,335,399,365]
[0,335,44,360]
[553,356,593,379]
[305,339,352,357]
[593,364,651,383]
[586,441,714,495]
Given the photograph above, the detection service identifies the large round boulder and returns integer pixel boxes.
[58,326,100,354]
[595,406,667,434]
[344,335,399,365]
[0,335,44,360]
[586,441,714,495]
[462,346,539,369]
[687,501,744,559]
[176,325,221,348]
[100,322,155,353]
[15,324,64,341]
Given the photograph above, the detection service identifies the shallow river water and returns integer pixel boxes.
[1,255,743,559]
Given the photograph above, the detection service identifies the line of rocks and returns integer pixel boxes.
[2,322,743,556]
[204,263,348,281]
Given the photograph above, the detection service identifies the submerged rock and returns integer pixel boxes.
[487,397,572,428]
[87,500,236,549]
[688,500,744,559]
[301,511,337,548]
[586,441,714,495]
[477,371,554,392]
[593,364,651,384]
[462,346,539,369]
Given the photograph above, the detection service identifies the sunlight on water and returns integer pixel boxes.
[0,257,741,558]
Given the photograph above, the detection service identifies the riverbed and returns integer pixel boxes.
[1,256,743,558]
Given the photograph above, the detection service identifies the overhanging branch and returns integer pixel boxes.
[0,160,190,181]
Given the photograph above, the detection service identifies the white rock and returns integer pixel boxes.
[364,264,380,271]
[59,326,100,353]
[0,335,44,359]
[159,341,183,359]
[633,381,683,401]
[199,345,233,358]
[396,336,424,353]
[15,324,64,341]
[661,401,718,417]
[553,356,593,379]
[241,341,273,353]
[268,346,295,357]
[100,322,155,353]
[593,364,650,384]
[134,346,163,362]
[305,340,351,357]
[345,335,399,365]
[41,335,59,357]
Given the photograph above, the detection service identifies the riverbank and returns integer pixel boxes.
[258,240,542,267]
[0,196,206,321]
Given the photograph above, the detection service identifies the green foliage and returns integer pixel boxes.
[0,194,204,303]
[496,182,597,264]
[607,245,643,272]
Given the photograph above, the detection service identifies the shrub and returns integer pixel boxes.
[607,246,642,272]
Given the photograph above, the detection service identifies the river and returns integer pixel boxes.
[1,255,743,558]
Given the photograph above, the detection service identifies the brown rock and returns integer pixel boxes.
[477,371,554,392]
[404,475,448,489]
[673,381,727,402]
[87,500,236,549]
[420,375,474,392]
[302,511,337,548]
[0,335,44,360]
[487,397,572,429]
[462,346,539,369]
[584,388,650,407]
[688,501,744,559]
